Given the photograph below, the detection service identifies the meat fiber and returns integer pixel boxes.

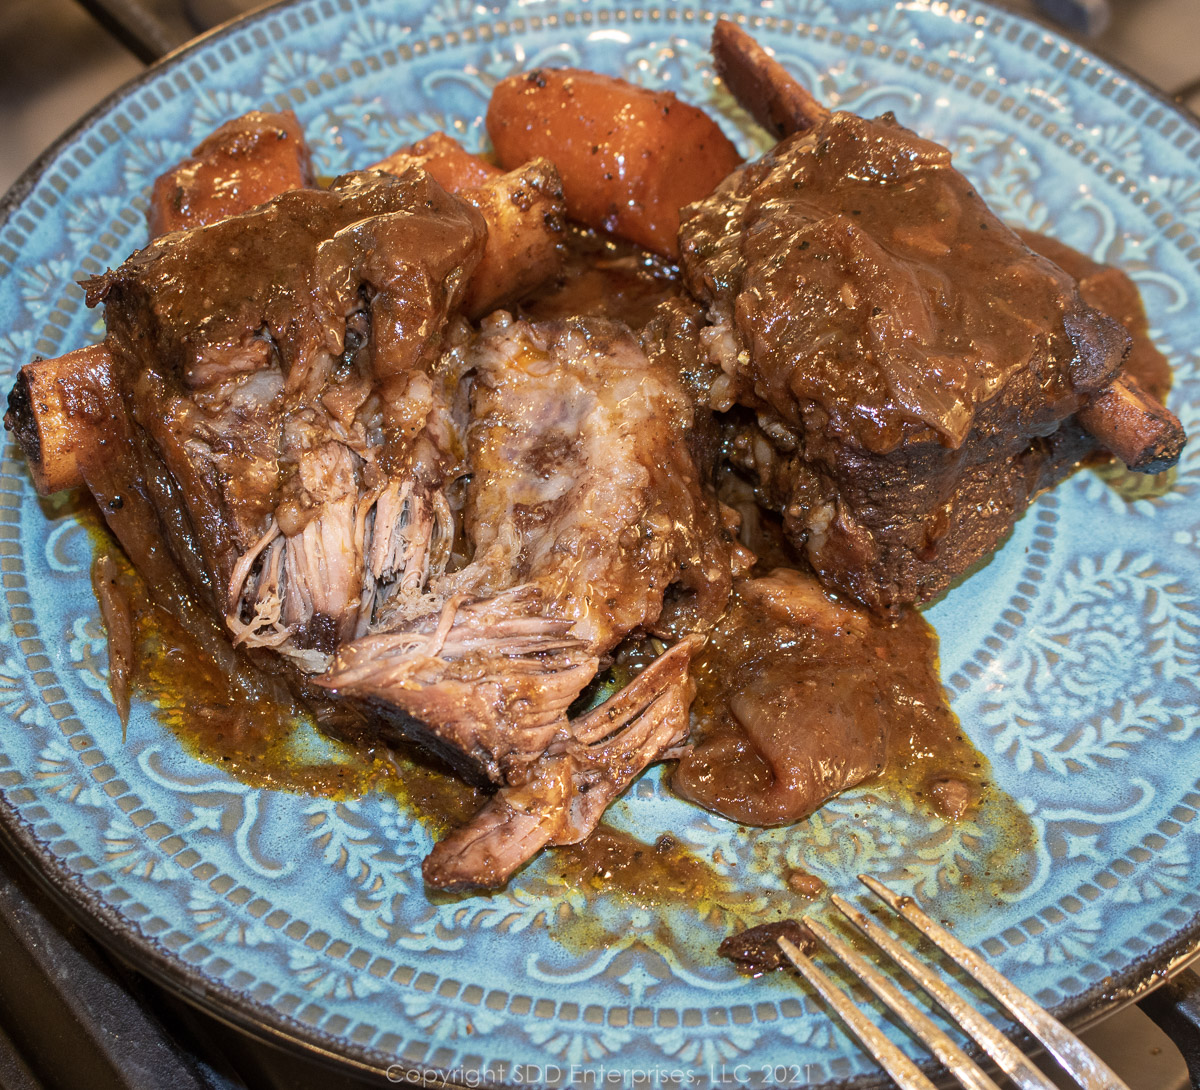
[86,168,487,672]
[320,314,733,786]
[421,633,702,890]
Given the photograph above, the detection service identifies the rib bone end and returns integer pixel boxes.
[1078,373,1186,474]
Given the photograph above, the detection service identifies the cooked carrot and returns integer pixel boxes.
[486,68,741,257]
[148,111,312,238]
[371,131,502,193]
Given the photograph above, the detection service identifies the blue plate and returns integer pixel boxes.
[1,0,1198,1085]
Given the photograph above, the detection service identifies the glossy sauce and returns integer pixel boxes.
[674,573,983,824]
[518,225,682,328]
[81,182,1040,926]
[89,521,485,823]
[672,492,1038,908]
[557,827,722,902]
[89,492,1034,946]
[678,112,1105,452]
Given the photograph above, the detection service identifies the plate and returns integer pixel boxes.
[1,0,1199,1085]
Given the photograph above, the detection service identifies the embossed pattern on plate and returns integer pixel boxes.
[0,1,1198,1085]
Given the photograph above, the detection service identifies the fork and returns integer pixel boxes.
[777,875,1132,1090]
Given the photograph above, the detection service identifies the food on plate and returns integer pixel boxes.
[717,919,814,976]
[487,66,743,256]
[1018,229,1173,404]
[319,314,734,782]
[422,632,702,890]
[446,161,568,319]
[373,139,570,320]
[371,130,503,192]
[89,168,485,661]
[3,24,1185,893]
[147,110,313,239]
[678,20,1184,613]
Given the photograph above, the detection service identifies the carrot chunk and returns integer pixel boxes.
[486,68,741,256]
[371,131,502,193]
[148,111,312,238]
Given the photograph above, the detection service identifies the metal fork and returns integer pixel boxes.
[777,875,1132,1090]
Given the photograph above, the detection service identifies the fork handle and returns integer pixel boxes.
[1138,968,1200,1090]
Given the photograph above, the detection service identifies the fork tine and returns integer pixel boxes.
[802,915,1003,1090]
[776,936,940,1090]
[858,876,1133,1090]
[831,894,1060,1090]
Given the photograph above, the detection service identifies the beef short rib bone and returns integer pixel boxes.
[455,160,568,319]
[5,344,114,495]
[422,633,702,891]
[1077,373,1185,473]
[712,20,828,139]
[373,141,569,319]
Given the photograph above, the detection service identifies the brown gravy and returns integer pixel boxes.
[71,207,1041,919]
[82,502,1034,929]
[673,571,986,824]
[518,225,682,328]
